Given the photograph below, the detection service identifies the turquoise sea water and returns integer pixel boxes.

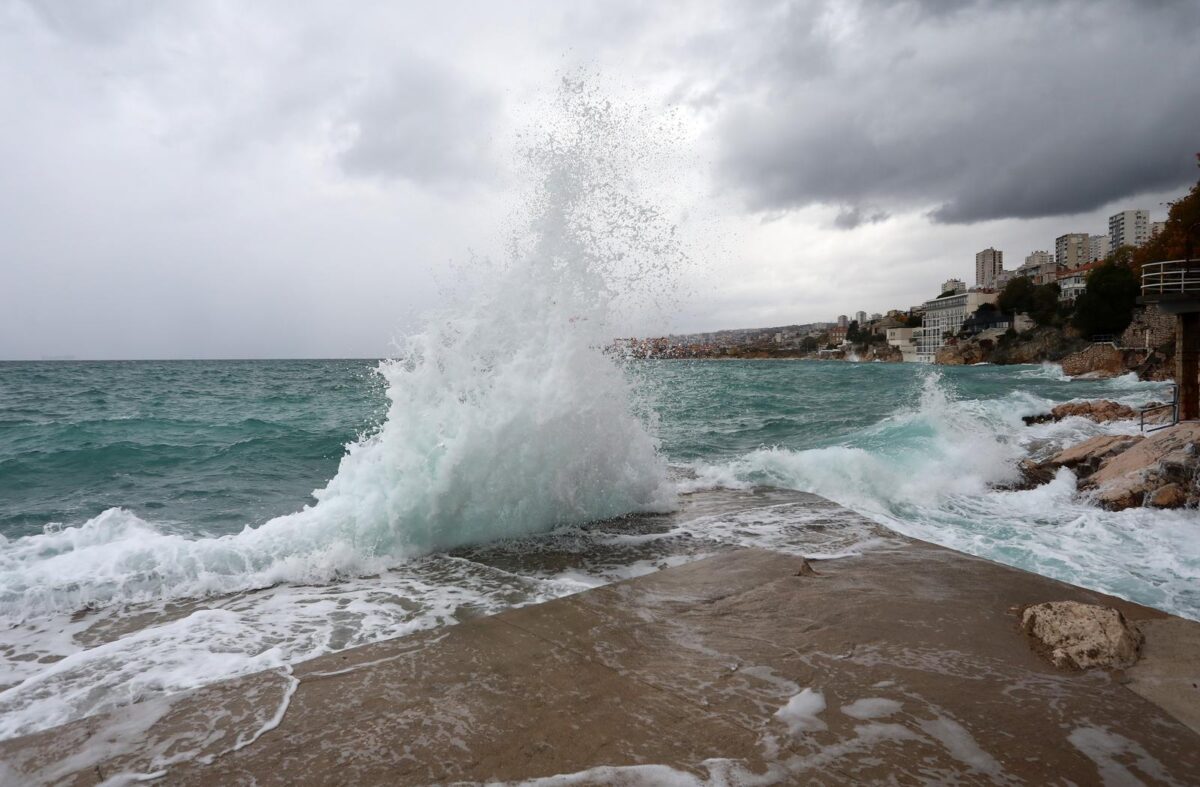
[0,356,1196,742]
[0,358,1167,535]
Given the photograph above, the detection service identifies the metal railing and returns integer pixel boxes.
[1142,260,1200,295]
[1140,384,1178,432]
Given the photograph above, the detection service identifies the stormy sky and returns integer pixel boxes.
[2,0,1197,359]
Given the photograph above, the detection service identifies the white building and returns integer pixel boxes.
[885,327,918,363]
[1151,221,1166,239]
[914,290,999,363]
[1058,261,1099,304]
[1055,233,1090,270]
[837,314,848,328]
[854,310,867,326]
[942,278,966,295]
[975,248,1003,289]
[1109,210,1150,250]
[1089,233,1110,262]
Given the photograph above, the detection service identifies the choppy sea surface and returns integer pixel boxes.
[0,357,1193,742]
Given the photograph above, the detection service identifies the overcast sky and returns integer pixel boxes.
[2,0,1198,359]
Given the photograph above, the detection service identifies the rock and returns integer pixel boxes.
[935,339,993,366]
[1082,422,1200,511]
[1148,483,1187,509]
[989,326,1089,365]
[1022,400,1138,426]
[1043,434,1144,479]
[1012,458,1056,489]
[1021,601,1143,670]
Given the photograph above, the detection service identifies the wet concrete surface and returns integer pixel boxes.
[2,508,1198,785]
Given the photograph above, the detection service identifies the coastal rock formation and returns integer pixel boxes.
[1021,601,1143,670]
[1080,422,1200,510]
[1042,434,1145,479]
[988,326,1088,365]
[1022,400,1139,425]
[935,338,993,365]
[865,344,903,363]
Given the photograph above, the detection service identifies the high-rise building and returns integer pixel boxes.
[942,278,966,294]
[1109,210,1150,250]
[1089,234,1110,262]
[1055,233,1090,270]
[975,248,1003,289]
[854,310,867,325]
[837,314,848,328]
[1151,221,1166,239]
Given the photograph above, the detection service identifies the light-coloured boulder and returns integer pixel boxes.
[1083,422,1200,511]
[1045,434,1144,477]
[1021,601,1142,670]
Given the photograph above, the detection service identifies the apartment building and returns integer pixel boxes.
[1055,233,1090,269]
[914,289,999,362]
[975,248,1003,289]
[1109,210,1150,250]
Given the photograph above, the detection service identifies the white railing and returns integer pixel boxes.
[1142,259,1200,295]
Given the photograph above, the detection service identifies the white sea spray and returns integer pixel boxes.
[0,78,689,740]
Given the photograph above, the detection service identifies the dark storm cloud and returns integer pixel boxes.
[337,59,500,187]
[713,0,1200,224]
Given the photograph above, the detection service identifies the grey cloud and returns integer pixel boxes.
[834,205,889,230]
[337,60,499,188]
[714,0,1200,224]
[22,0,167,45]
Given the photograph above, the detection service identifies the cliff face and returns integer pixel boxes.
[934,326,1088,366]
[989,326,1088,364]
[935,338,994,365]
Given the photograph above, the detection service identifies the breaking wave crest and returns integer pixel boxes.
[0,79,679,623]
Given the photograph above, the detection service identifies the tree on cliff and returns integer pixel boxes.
[1133,154,1200,267]
[998,277,1060,326]
[1072,262,1139,337]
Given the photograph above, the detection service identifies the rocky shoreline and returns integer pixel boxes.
[1014,399,1199,510]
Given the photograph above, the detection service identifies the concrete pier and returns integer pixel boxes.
[1142,258,1200,421]
[2,521,1198,785]
[1178,311,1199,421]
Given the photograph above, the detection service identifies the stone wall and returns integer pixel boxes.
[1121,305,1175,350]
[1060,343,1153,377]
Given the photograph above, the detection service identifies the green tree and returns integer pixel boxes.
[1072,262,1139,337]
[1030,283,1061,326]
[998,276,1035,315]
[1133,154,1200,267]
[999,276,1059,325]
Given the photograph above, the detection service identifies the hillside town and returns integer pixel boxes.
[618,208,1172,367]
